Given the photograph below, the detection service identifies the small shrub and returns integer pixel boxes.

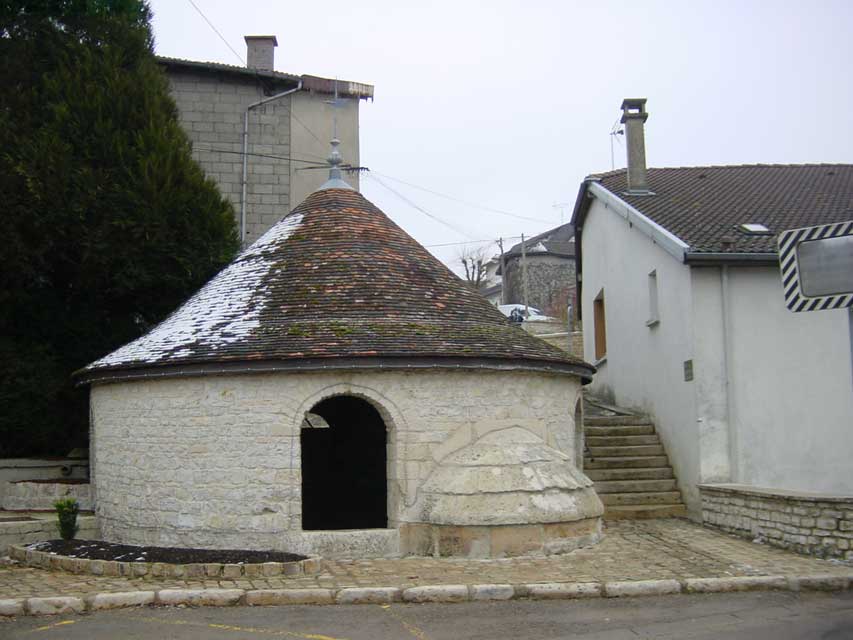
[54,498,79,540]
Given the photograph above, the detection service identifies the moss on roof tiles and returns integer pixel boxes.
[83,188,592,380]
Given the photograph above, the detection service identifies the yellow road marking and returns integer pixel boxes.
[127,614,349,639]
[381,606,431,640]
[31,619,76,632]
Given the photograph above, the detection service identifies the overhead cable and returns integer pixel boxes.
[366,173,480,240]
[185,0,245,65]
[369,171,554,224]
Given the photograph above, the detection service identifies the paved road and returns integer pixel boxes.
[2,591,852,639]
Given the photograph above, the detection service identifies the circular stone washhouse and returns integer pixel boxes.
[78,177,602,559]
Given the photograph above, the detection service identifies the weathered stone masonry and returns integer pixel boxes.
[504,254,577,317]
[700,484,853,560]
[92,369,585,558]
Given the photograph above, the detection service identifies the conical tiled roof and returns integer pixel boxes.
[80,188,593,383]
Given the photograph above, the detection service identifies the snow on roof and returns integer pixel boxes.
[89,213,305,367]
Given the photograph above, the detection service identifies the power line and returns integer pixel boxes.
[369,171,554,225]
[366,173,480,240]
[291,111,326,149]
[424,236,521,249]
[270,110,558,228]
[191,143,328,166]
[186,0,245,66]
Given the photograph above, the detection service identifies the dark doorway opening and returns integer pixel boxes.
[301,395,387,530]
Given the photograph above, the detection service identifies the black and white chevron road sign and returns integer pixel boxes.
[778,220,853,312]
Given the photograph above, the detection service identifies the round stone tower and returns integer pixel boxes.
[78,181,602,558]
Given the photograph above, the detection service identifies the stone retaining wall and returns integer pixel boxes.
[0,515,97,551]
[0,458,88,484]
[700,483,853,560]
[2,481,92,511]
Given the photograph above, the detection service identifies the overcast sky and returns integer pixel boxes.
[147,0,853,273]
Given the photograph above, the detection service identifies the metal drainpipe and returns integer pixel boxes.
[241,81,303,245]
[720,264,737,482]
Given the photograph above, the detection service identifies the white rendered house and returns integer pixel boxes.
[572,100,853,525]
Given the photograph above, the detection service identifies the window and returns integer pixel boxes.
[593,290,607,361]
[647,270,659,326]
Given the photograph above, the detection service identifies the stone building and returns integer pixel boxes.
[500,224,577,319]
[158,35,373,244]
[78,171,602,559]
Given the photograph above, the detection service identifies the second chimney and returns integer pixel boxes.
[620,98,649,194]
[244,35,278,71]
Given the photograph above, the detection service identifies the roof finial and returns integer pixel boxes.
[319,78,354,191]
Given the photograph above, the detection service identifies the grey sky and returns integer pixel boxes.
[147,0,853,272]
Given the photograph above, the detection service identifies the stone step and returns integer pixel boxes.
[586,435,661,447]
[584,416,653,427]
[594,479,678,494]
[583,456,670,469]
[601,491,684,506]
[587,445,665,457]
[603,504,688,520]
[584,425,655,436]
[585,467,675,481]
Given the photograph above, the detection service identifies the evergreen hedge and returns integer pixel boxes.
[0,1,239,456]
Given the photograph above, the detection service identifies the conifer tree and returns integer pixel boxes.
[0,1,239,456]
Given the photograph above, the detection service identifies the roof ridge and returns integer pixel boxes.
[592,163,853,177]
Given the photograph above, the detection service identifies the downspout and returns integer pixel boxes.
[241,81,303,245]
[720,265,737,482]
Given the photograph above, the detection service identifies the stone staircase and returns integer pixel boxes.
[584,414,687,519]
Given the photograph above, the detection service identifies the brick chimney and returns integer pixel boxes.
[244,35,278,71]
[620,98,650,194]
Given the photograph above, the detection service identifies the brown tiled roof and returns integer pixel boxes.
[81,188,592,382]
[594,164,853,255]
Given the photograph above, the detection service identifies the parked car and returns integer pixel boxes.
[497,304,555,322]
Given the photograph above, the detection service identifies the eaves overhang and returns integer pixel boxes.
[76,356,597,387]
[156,57,374,100]
[585,181,689,262]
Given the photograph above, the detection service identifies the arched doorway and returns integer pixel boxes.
[301,395,387,530]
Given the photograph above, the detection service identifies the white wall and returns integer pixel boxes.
[581,197,701,513]
[720,267,853,494]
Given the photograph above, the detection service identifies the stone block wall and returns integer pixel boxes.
[503,254,576,318]
[91,369,584,557]
[570,331,584,358]
[0,458,88,484]
[2,481,93,511]
[166,70,292,243]
[700,483,853,560]
[0,515,97,551]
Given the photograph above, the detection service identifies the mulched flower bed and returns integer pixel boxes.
[31,539,306,564]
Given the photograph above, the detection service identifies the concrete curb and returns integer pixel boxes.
[2,573,852,616]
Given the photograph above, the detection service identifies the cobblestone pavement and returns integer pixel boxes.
[1,519,850,600]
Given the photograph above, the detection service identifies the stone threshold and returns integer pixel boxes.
[2,574,852,617]
[699,483,853,503]
[8,545,322,580]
